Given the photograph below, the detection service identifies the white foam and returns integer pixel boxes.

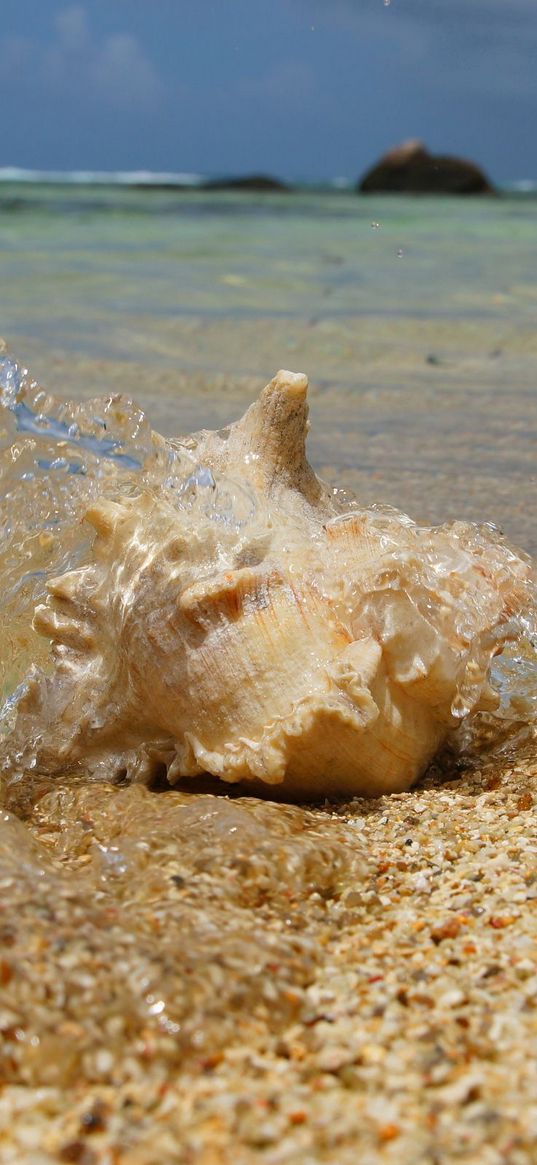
[0,167,204,187]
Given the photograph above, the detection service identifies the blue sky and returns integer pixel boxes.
[1,0,536,182]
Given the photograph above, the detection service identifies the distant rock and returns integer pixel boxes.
[132,182,192,191]
[202,173,290,192]
[358,140,495,196]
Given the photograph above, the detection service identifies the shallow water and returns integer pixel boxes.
[1,186,537,1162]
[2,186,536,556]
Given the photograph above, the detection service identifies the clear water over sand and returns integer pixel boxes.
[1,184,536,554]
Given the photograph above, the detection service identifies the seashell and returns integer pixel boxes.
[4,369,533,799]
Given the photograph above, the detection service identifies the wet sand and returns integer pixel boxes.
[2,743,537,1164]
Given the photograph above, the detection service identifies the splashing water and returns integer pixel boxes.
[0,354,257,723]
[325,504,537,749]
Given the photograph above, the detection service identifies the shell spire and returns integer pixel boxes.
[196,370,324,506]
[237,370,312,492]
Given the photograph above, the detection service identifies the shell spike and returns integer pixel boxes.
[234,369,321,499]
[33,604,95,650]
[85,499,129,538]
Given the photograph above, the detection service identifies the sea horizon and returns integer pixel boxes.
[1,165,537,195]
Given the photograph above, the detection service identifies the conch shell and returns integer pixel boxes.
[4,370,532,799]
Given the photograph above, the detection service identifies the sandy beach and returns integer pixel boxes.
[2,742,537,1164]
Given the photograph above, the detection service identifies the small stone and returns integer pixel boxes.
[58,1143,96,1165]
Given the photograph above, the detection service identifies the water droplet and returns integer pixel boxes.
[147,999,166,1016]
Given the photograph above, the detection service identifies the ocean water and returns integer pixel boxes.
[1,180,537,1156]
[1,180,536,557]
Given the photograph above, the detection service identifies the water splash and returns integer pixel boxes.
[0,354,257,715]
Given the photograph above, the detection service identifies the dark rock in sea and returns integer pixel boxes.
[132,182,193,191]
[358,140,495,196]
[202,173,290,192]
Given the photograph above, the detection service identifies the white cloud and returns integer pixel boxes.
[1,4,164,112]
[54,4,90,50]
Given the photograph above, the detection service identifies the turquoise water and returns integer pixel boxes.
[1,186,537,332]
[1,183,536,555]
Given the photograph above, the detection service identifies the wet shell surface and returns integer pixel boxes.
[4,369,533,798]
